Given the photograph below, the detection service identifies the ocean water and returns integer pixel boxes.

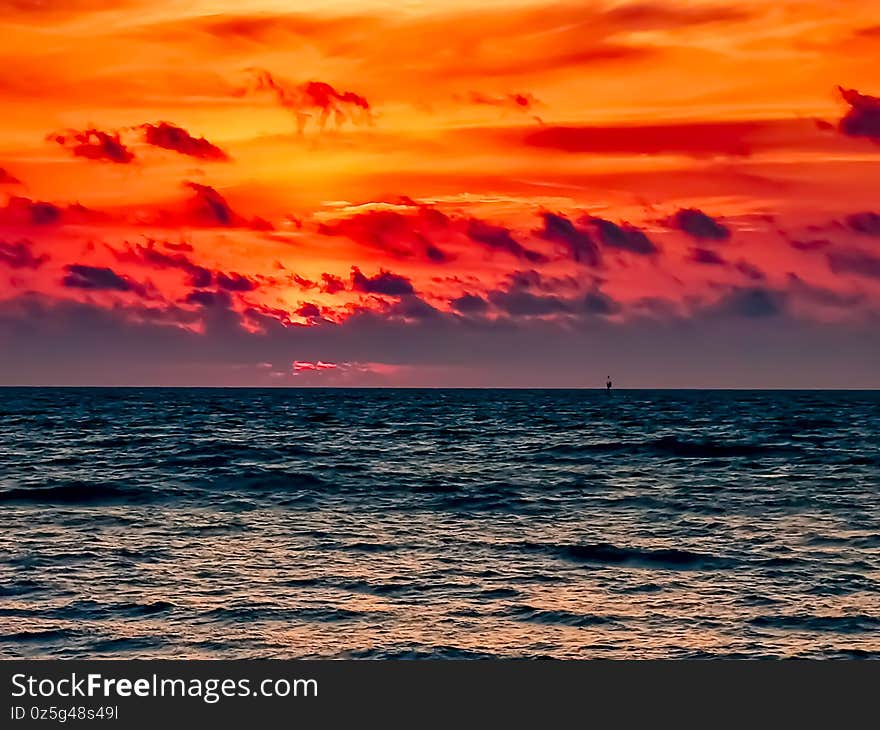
[1,388,879,659]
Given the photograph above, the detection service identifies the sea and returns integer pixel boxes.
[1,388,878,659]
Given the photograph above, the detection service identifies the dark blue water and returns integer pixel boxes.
[1,388,879,659]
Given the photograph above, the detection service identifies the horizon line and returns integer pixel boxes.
[1,385,878,392]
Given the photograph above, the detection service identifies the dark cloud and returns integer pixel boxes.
[451,293,489,315]
[710,287,785,318]
[61,264,145,294]
[846,212,880,236]
[504,268,581,294]
[690,247,726,265]
[827,250,880,280]
[0,196,105,227]
[0,167,21,185]
[787,273,863,309]
[181,182,272,230]
[296,302,322,319]
[582,288,622,315]
[735,260,765,281]
[184,289,232,308]
[112,240,261,292]
[187,268,214,288]
[112,240,213,288]
[2,290,877,388]
[215,272,258,292]
[535,212,601,266]
[466,218,547,263]
[389,295,442,320]
[583,216,659,255]
[488,288,572,317]
[141,122,229,161]
[790,238,832,251]
[425,241,453,263]
[184,181,236,226]
[3,186,265,233]
[667,208,731,241]
[0,239,48,269]
[350,266,414,296]
[837,87,880,144]
[244,69,371,132]
[504,269,543,290]
[49,128,134,164]
[482,272,621,318]
[1,196,61,226]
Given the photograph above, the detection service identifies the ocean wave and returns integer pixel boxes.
[205,469,330,492]
[748,614,880,633]
[0,580,44,597]
[2,388,878,660]
[0,629,77,643]
[88,636,167,653]
[502,605,619,627]
[478,587,521,599]
[29,600,176,621]
[205,605,371,623]
[518,541,735,570]
[342,646,502,660]
[534,436,792,461]
[0,481,157,505]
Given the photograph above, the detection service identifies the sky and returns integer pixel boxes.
[1,0,879,387]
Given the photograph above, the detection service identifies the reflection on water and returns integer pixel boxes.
[1,388,879,658]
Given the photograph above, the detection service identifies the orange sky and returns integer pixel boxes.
[1,0,879,386]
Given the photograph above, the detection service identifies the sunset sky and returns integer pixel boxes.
[1,0,879,386]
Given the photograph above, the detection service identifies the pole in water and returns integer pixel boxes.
[606,376,612,392]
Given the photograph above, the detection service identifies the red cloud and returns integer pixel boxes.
[293,360,338,373]
[319,204,561,264]
[243,68,371,132]
[524,121,764,157]
[465,218,546,263]
[321,273,346,293]
[0,167,21,185]
[466,91,539,112]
